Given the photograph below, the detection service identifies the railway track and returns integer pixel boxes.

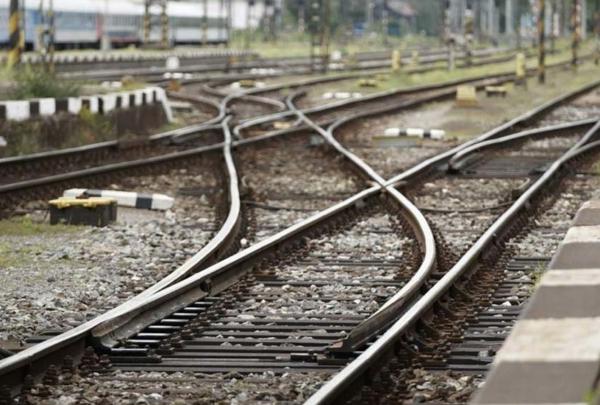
[2,45,584,190]
[0,67,541,209]
[298,101,600,404]
[323,135,600,404]
[1,57,599,404]
[56,46,510,82]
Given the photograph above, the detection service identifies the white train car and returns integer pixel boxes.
[0,0,229,49]
[148,1,228,45]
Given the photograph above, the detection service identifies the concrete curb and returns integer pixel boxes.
[0,87,172,123]
[472,200,600,405]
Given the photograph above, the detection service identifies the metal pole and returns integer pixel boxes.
[203,0,208,45]
[227,0,232,42]
[48,0,54,73]
[538,0,546,83]
[572,0,581,67]
[506,0,514,40]
[320,0,330,73]
[299,0,305,34]
[595,10,600,65]
[144,0,151,45]
[245,0,253,49]
[8,0,21,68]
[161,0,169,48]
[581,0,587,39]
[550,0,557,52]
[366,0,374,33]
[19,0,25,54]
[488,0,494,39]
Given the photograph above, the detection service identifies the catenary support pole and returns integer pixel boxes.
[8,0,21,68]
[538,0,546,83]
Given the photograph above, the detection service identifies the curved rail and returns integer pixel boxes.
[385,78,600,187]
[287,92,438,355]
[305,126,600,405]
[166,91,224,126]
[2,60,599,391]
[93,116,242,345]
[449,118,598,171]
[0,118,242,386]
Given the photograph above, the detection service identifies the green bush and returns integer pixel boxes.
[9,67,80,100]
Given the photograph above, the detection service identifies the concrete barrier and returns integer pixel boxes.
[473,200,600,405]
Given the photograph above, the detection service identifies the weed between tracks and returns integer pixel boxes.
[1,67,81,100]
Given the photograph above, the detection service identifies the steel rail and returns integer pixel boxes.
[233,72,518,140]
[87,186,382,348]
[49,49,434,81]
[56,46,510,82]
[0,118,242,386]
[325,117,600,354]
[0,71,373,384]
[287,92,438,357]
[384,78,600,187]
[304,120,600,405]
[234,52,592,140]
[448,118,598,171]
[0,142,223,195]
[1,60,598,389]
[166,91,223,124]
[307,78,600,354]
[5,65,596,210]
[2,54,577,176]
[0,111,224,174]
[93,116,242,344]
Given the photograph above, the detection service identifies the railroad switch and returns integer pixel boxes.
[515,53,527,86]
[48,197,117,227]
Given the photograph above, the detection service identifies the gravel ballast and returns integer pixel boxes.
[0,166,223,347]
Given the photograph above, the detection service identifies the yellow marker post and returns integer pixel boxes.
[515,52,526,86]
[161,0,169,48]
[143,0,151,45]
[456,85,478,107]
[7,0,21,68]
[411,50,419,67]
[391,49,401,72]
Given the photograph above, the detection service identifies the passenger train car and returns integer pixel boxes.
[0,0,229,49]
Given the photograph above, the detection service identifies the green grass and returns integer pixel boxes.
[302,38,598,103]
[0,240,74,269]
[229,32,440,58]
[6,67,81,100]
[0,217,80,237]
[584,388,600,404]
